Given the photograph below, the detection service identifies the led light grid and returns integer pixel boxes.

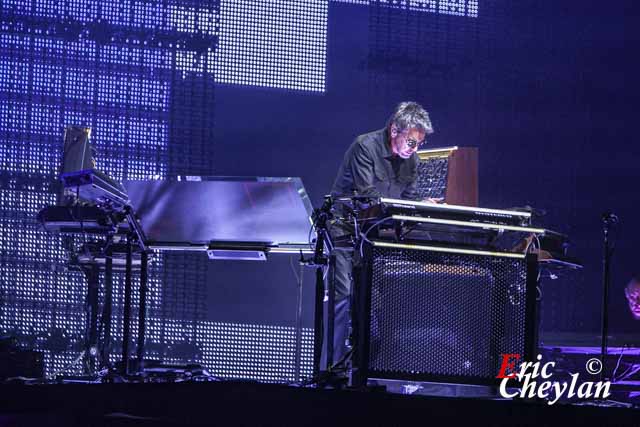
[4,0,341,381]
[0,0,216,378]
[197,322,314,382]
[214,0,328,92]
[332,0,478,18]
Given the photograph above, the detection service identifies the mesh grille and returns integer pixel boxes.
[416,158,448,199]
[368,246,528,381]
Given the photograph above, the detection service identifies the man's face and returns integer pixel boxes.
[390,126,426,159]
[625,280,640,320]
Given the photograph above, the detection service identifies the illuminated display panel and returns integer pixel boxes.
[0,12,311,374]
[213,0,328,92]
[333,0,478,18]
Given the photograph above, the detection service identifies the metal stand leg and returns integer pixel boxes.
[85,264,99,373]
[327,253,336,369]
[525,254,540,360]
[599,214,617,382]
[137,251,148,371]
[101,244,113,369]
[294,260,304,382]
[351,247,372,389]
[310,195,333,383]
[313,266,324,381]
[122,237,133,376]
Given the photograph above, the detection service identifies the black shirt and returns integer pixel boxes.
[330,128,420,200]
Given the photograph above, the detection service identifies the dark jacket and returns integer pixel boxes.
[330,128,419,200]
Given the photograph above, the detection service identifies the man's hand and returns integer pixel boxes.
[423,197,445,204]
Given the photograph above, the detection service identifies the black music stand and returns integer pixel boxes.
[111,205,148,376]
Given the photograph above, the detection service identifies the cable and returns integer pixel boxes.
[308,221,316,251]
[328,346,354,373]
[400,222,420,240]
[353,215,359,240]
[72,184,90,246]
[289,255,301,283]
[522,233,542,270]
[618,363,640,382]
[611,345,626,382]
[611,345,640,383]
[359,216,392,258]
[47,351,86,380]
[322,229,334,253]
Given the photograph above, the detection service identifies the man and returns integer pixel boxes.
[331,101,433,201]
[625,275,640,320]
[324,101,434,372]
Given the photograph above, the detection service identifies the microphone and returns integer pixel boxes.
[601,212,619,224]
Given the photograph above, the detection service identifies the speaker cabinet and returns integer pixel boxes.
[353,241,537,386]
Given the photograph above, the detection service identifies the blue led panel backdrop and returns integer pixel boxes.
[214,0,328,92]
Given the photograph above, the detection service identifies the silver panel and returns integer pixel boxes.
[123,177,313,249]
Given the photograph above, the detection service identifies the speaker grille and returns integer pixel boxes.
[367,246,530,382]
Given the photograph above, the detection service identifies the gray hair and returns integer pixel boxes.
[387,101,434,135]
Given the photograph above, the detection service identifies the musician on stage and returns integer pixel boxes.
[324,101,434,373]
[625,275,640,320]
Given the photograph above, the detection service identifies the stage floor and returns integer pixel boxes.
[1,379,640,427]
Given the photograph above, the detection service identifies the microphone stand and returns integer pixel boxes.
[599,212,618,382]
[311,196,332,382]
